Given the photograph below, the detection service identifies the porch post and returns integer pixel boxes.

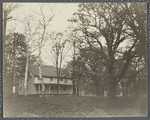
[49,85,51,94]
[59,86,60,94]
[39,84,40,94]
[76,86,77,95]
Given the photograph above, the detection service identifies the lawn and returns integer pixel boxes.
[3,95,148,117]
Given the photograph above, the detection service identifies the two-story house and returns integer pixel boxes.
[18,65,75,95]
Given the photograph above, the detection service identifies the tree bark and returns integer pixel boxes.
[134,81,137,97]
[96,83,100,96]
[108,77,117,99]
[38,44,45,96]
[107,63,117,99]
[13,33,16,95]
[3,10,7,96]
[24,44,29,96]
[100,86,104,96]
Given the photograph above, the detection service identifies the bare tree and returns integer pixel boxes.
[37,4,54,96]
[43,31,73,95]
[21,16,40,96]
[16,3,55,96]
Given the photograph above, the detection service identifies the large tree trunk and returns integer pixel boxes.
[108,77,117,99]
[97,81,104,96]
[93,75,102,96]
[107,65,117,99]
[96,83,99,96]
[122,84,128,97]
[100,86,104,96]
[96,83,104,96]
[134,78,138,97]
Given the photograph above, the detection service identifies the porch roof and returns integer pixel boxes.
[34,83,73,86]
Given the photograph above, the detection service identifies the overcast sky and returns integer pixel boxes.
[6,3,79,67]
[6,3,79,33]
[5,2,129,68]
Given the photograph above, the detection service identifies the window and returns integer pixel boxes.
[51,86,54,91]
[20,86,22,91]
[64,79,68,83]
[63,86,66,91]
[45,85,49,93]
[34,85,38,91]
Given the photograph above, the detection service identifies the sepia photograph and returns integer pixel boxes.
[3,2,148,118]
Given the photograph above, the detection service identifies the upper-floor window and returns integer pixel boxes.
[64,79,68,83]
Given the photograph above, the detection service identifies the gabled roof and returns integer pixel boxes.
[29,65,65,77]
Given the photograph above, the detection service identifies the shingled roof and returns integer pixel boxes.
[29,65,65,77]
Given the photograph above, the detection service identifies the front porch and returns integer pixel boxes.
[34,84,76,95]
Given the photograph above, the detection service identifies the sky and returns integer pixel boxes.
[6,3,79,33]
[5,2,129,68]
[5,3,79,67]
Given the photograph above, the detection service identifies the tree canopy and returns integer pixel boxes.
[69,2,147,98]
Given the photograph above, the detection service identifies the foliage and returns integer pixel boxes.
[69,3,147,98]
[5,33,39,94]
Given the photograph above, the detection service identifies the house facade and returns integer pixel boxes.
[18,65,76,95]
[34,77,73,95]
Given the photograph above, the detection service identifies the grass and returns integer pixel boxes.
[3,95,148,117]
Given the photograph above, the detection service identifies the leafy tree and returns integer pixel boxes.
[3,3,21,97]
[122,3,147,63]
[70,3,146,98]
[74,57,89,95]
[5,33,39,95]
[122,3,148,97]
[5,33,26,94]
[63,56,87,96]
[80,47,106,96]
